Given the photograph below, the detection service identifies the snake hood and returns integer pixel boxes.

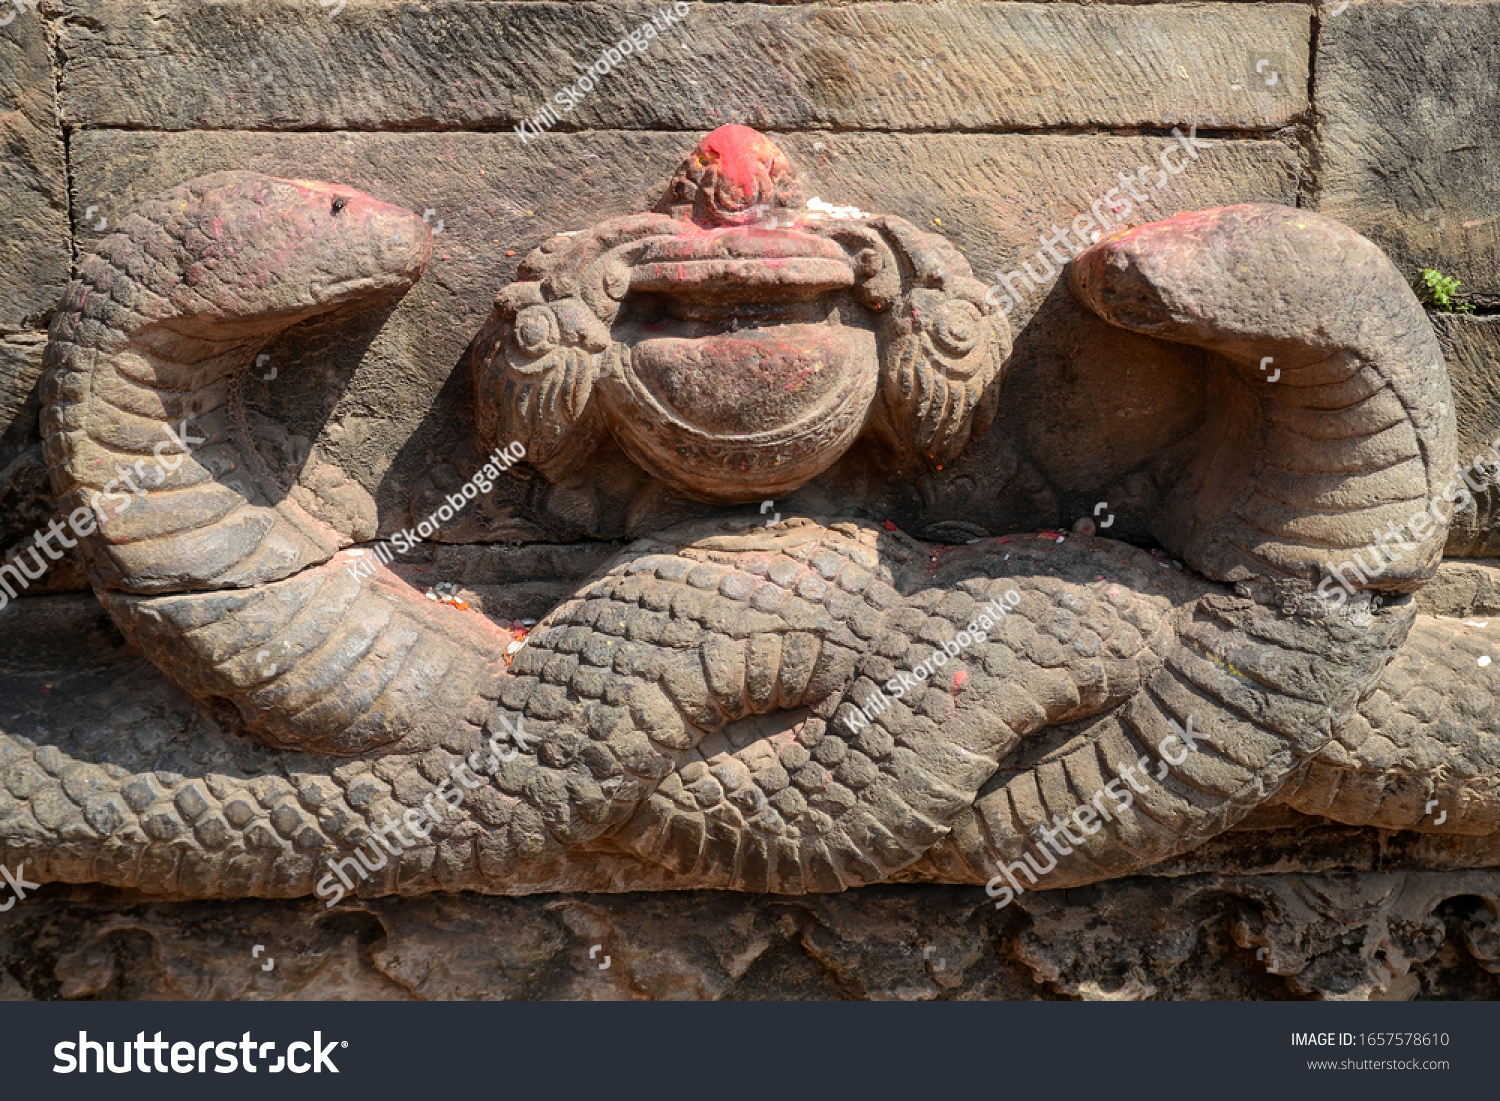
[105,173,430,339]
[41,174,431,599]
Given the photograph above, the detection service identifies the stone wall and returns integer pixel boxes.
[5,0,1500,561]
[2,0,1500,999]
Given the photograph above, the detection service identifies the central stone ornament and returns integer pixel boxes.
[473,125,1009,503]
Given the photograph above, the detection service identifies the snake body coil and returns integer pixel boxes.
[4,177,1496,899]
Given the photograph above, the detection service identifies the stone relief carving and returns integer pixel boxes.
[8,125,1499,904]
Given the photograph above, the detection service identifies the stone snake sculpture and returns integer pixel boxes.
[8,168,1500,901]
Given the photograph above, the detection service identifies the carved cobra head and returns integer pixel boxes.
[140,173,431,341]
[472,125,1012,505]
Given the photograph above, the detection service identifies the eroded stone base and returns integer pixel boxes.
[3,872,1497,1001]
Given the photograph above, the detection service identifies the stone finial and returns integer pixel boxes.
[653,124,805,228]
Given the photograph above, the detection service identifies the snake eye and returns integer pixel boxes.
[331,197,347,216]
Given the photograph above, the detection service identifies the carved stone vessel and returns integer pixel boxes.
[471,125,1007,510]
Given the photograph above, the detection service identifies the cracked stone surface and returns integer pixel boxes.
[3,873,1497,1001]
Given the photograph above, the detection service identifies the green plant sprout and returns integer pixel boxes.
[1420,268,1475,313]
